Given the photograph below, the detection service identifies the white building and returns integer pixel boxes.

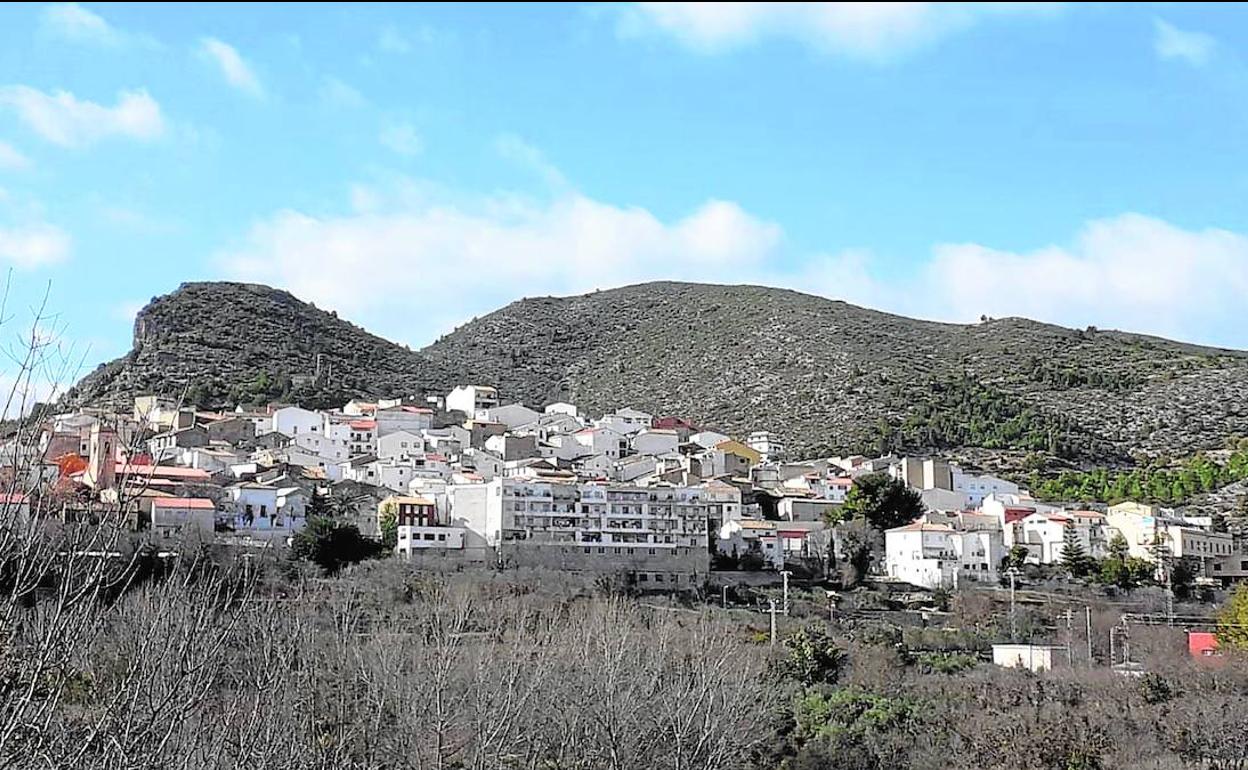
[377,430,426,461]
[544,402,578,417]
[746,431,786,462]
[150,497,215,542]
[375,405,434,436]
[596,408,653,436]
[884,520,1003,590]
[448,478,711,583]
[954,470,1020,506]
[572,426,629,460]
[271,406,323,438]
[446,385,499,416]
[631,428,680,457]
[992,644,1066,672]
[481,404,541,430]
[1106,501,1235,576]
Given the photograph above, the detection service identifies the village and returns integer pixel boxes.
[7,384,1246,611]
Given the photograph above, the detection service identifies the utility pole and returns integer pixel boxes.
[768,599,778,646]
[721,584,728,609]
[1069,609,1079,666]
[780,570,792,616]
[1006,567,1020,641]
[1085,606,1093,664]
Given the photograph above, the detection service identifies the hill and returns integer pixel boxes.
[422,282,1248,467]
[68,280,1248,468]
[66,282,446,411]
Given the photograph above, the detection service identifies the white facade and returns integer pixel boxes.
[397,525,466,554]
[446,385,499,416]
[631,429,679,456]
[746,431,786,462]
[954,470,1020,506]
[992,644,1064,672]
[377,430,426,461]
[544,402,578,417]
[450,478,709,553]
[271,407,322,438]
[884,521,1003,590]
[689,431,731,450]
[573,427,629,460]
[374,406,433,437]
[596,408,653,436]
[150,499,215,542]
[481,404,541,430]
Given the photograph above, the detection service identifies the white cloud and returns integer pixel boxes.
[41,3,120,45]
[0,222,71,268]
[1153,18,1215,66]
[379,122,423,157]
[320,76,366,109]
[377,26,412,54]
[0,140,31,170]
[495,133,569,191]
[199,38,264,98]
[0,86,164,147]
[219,182,782,342]
[619,2,1059,60]
[915,214,1248,345]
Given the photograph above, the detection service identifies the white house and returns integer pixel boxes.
[446,385,499,416]
[481,404,541,430]
[226,484,308,539]
[596,408,653,436]
[746,431,786,462]
[1015,511,1107,565]
[271,406,322,438]
[149,497,216,542]
[689,430,731,450]
[717,519,783,570]
[884,521,1003,590]
[377,430,426,461]
[631,428,679,457]
[572,426,629,460]
[954,470,1020,506]
[544,402,578,417]
[375,405,434,436]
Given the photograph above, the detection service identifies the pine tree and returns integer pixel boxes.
[1060,524,1092,578]
[306,487,332,519]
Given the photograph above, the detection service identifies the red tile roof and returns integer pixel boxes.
[116,464,211,481]
[151,498,216,510]
[349,420,377,430]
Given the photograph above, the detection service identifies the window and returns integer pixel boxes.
[423,533,435,541]
[655,574,664,582]
[260,505,268,516]
[649,548,656,555]
[437,534,446,542]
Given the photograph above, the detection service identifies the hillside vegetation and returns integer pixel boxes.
[67,281,1248,467]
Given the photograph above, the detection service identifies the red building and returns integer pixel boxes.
[1188,631,1220,659]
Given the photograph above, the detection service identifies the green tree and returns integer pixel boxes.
[291,517,379,574]
[379,510,398,551]
[1060,525,1093,578]
[306,488,332,519]
[1001,545,1030,572]
[780,626,847,686]
[1106,532,1130,562]
[841,472,924,532]
[1216,584,1248,650]
[834,519,878,587]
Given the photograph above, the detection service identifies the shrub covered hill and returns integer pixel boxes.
[68,280,1248,470]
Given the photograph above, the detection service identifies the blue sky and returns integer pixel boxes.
[1,2,1247,398]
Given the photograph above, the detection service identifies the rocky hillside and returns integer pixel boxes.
[422,282,1248,467]
[66,282,447,411]
[69,280,1248,468]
